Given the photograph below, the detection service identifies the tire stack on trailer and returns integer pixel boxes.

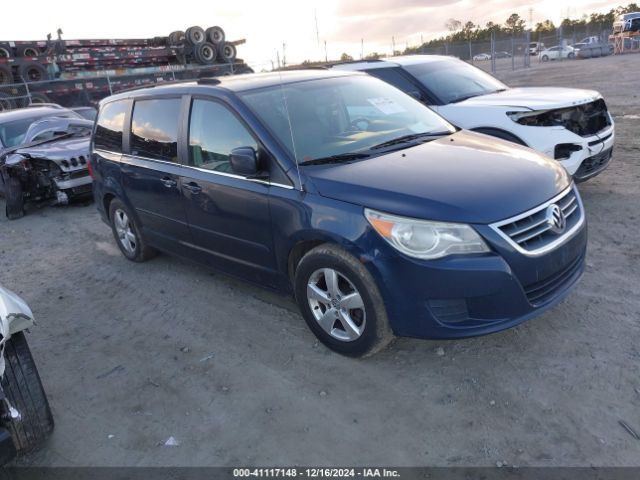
[0,25,251,111]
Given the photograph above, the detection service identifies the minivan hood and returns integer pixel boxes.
[305,130,569,224]
[459,87,601,110]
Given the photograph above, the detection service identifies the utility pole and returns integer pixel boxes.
[324,40,328,62]
[314,10,320,47]
[391,36,395,54]
[282,43,286,68]
[529,7,533,31]
[276,51,281,69]
[361,38,363,59]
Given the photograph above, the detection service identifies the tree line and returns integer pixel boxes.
[406,2,638,52]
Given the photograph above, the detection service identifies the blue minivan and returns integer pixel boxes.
[91,70,586,356]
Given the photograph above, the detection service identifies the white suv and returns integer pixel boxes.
[332,55,615,182]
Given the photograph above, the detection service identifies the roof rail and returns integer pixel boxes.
[197,78,221,85]
[26,103,65,109]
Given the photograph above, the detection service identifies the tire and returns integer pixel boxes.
[205,26,225,45]
[168,30,185,46]
[108,198,156,262]
[1,332,54,455]
[219,43,237,63]
[18,62,47,82]
[3,174,25,220]
[472,127,527,146]
[185,26,206,45]
[0,47,11,59]
[0,65,12,85]
[294,244,394,357]
[541,55,549,62]
[567,52,575,59]
[17,46,39,58]
[194,42,217,65]
[28,92,50,105]
[0,92,16,111]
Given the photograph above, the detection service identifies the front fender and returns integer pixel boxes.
[0,286,34,335]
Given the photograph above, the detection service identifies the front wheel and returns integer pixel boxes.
[567,52,575,59]
[1,332,54,454]
[541,55,549,62]
[3,174,24,220]
[294,244,394,357]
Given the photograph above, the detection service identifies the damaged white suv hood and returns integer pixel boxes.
[454,87,602,110]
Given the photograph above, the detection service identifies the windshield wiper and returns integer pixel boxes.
[449,93,483,103]
[370,131,450,150]
[301,152,371,166]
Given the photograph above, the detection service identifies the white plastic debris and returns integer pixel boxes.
[164,436,180,446]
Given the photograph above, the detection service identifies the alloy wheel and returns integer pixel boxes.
[307,268,366,342]
[114,209,136,254]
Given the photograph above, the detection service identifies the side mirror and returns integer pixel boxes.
[230,147,258,176]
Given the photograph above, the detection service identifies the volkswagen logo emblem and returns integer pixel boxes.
[545,204,566,234]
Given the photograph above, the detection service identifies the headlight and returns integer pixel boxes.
[365,208,489,260]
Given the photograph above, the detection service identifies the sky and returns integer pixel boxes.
[3,1,622,69]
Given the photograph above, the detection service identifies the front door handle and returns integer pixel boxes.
[183,182,202,194]
[160,177,177,188]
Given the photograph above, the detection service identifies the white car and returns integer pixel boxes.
[473,53,491,61]
[539,46,575,61]
[331,55,615,181]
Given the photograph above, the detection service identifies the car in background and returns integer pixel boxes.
[539,45,575,61]
[91,70,587,357]
[473,53,491,61]
[0,105,93,219]
[529,42,545,55]
[493,51,512,59]
[331,55,615,182]
[613,11,640,33]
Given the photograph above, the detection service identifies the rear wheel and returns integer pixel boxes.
[541,55,549,62]
[294,244,394,357]
[108,199,156,262]
[1,332,54,455]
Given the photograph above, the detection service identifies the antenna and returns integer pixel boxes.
[315,10,320,47]
[276,71,303,192]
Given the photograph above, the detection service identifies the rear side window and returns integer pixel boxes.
[130,98,181,162]
[94,101,128,152]
[189,99,258,173]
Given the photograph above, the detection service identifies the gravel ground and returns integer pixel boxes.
[1,54,639,467]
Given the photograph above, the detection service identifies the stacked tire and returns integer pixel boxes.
[169,25,236,65]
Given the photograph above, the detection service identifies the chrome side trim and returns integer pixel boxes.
[93,148,294,190]
[489,184,585,257]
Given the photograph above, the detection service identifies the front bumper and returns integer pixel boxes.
[521,122,615,179]
[367,212,587,340]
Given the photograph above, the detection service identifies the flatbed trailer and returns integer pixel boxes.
[0,26,251,111]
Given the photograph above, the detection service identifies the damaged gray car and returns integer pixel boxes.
[0,106,94,219]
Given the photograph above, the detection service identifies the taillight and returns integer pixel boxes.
[87,156,95,178]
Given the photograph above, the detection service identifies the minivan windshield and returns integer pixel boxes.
[240,75,455,164]
[402,60,508,104]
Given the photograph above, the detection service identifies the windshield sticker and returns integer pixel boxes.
[367,97,406,115]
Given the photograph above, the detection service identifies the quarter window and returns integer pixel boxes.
[94,100,128,152]
[189,99,258,173]
[131,98,181,162]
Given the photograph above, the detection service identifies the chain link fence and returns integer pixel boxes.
[414,27,613,73]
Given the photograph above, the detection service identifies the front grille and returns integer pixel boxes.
[574,147,613,182]
[491,186,584,255]
[524,252,585,306]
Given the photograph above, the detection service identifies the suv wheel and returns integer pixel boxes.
[294,244,394,357]
[108,199,156,262]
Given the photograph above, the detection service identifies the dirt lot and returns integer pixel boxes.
[1,54,639,467]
